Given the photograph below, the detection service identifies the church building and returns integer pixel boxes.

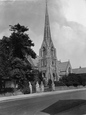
[27,0,72,83]
[38,0,59,83]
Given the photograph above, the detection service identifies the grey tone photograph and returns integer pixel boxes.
[0,0,86,115]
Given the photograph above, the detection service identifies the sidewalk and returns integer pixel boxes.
[0,87,86,103]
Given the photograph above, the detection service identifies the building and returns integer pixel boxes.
[28,0,72,81]
[27,0,86,81]
[58,61,72,77]
[27,0,73,81]
[72,67,86,75]
[38,0,59,83]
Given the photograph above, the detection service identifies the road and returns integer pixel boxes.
[0,89,86,115]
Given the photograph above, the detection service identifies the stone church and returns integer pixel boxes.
[38,0,59,83]
[28,0,72,83]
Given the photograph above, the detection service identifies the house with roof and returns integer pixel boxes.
[58,61,72,77]
[27,0,73,80]
[28,57,72,78]
[72,67,86,75]
[26,0,86,80]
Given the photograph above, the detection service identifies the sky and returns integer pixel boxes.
[0,0,86,68]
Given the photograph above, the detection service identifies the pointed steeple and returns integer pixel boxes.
[44,0,52,46]
[38,0,59,83]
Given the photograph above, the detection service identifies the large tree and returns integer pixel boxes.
[0,23,36,91]
[0,36,11,90]
[9,23,36,59]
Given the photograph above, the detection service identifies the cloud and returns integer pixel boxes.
[0,0,44,55]
[62,0,86,27]
[0,0,44,32]
[51,21,86,67]
[1,0,86,68]
[0,0,39,1]
[50,0,86,27]
[49,0,86,67]
[0,28,11,39]
[0,27,42,56]
[28,29,43,55]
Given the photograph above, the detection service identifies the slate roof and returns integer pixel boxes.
[58,61,69,72]
[27,56,35,67]
[27,56,39,67]
[31,56,39,67]
[59,71,67,76]
[27,56,72,76]
[72,67,86,74]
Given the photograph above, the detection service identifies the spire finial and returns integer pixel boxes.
[44,0,52,46]
[46,0,47,6]
[45,0,48,18]
[46,0,48,13]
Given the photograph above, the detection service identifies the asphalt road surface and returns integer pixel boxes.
[0,89,86,115]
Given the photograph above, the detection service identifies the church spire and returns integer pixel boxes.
[38,0,59,83]
[44,0,52,46]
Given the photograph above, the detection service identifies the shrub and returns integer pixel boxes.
[0,88,14,94]
[54,81,65,86]
[66,81,73,87]
[73,82,79,87]
[22,87,30,94]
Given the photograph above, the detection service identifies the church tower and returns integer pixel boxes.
[38,0,59,84]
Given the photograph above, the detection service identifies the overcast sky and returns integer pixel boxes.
[0,0,86,68]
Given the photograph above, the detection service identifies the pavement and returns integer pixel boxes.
[0,88,86,115]
[0,87,86,102]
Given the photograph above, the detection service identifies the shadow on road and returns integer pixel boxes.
[42,99,86,115]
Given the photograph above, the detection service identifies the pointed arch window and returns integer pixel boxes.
[68,67,71,74]
[52,60,56,66]
[42,47,46,57]
[41,59,47,67]
[51,47,55,57]
[53,73,56,81]
[52,60,54,66]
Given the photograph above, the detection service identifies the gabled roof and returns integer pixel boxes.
[27,56,35,67]
[58,61,69,72]
[43,0,54,47]
[31,56,39,67]
[59,71,67,76]
[72,67,86,74]
[27,56,39,67]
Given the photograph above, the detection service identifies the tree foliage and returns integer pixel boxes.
[9,23,36,59]
[0,23,36,91]
[60,73,86,87]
